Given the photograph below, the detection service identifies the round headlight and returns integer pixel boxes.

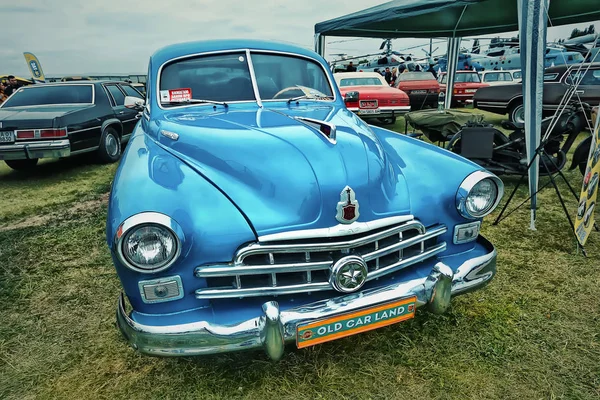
[123,225,178,271]
[457,171,504,219]
[466,179,498,217]
[114,212,184,273]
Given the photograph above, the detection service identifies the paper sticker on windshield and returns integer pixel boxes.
[160,88,192,102]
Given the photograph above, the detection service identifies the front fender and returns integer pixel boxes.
[107,131,256,314]
[570,135,592,171]
[371,126,489,253]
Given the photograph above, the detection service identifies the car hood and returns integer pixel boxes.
[150,105,411,236]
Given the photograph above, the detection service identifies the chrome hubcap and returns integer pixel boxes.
[514,106,525,125]
[106,134,118,156]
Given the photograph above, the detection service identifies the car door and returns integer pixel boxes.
[574,68,600,109]
[104,84,139,138]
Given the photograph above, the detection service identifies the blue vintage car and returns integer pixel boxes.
[107,39,504,360]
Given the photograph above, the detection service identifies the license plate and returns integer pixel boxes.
[360,100,378,109]
[411,90,427,94]
[465,89,478,93]
[296,296,417,348]
[358,108,380,115]
[0,131,15,143]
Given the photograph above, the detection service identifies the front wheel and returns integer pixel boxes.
[98,127,122,163]
[5,158,39,171]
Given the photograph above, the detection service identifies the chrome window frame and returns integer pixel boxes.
[0,83,96,108]
[155,48,337,111]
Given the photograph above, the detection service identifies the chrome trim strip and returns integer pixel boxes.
[246,49,262,108]
[366,242,446,281]
[70,146,99,155]
[0,139,69,150]
[195,282,331,299]
[114,212,185,274]
[258,215,414,242]
[292,116,336,144]
[68,126,102,134]
[240,220,424,263]
[117,236,496,358]
[196,260,332,277]
[363,226,446,262]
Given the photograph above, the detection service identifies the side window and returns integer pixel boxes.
[120,85,143,99]
[106,85,125,106]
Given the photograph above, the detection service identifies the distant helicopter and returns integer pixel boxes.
[329,39,432,75]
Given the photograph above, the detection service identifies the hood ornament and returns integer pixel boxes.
[336,186,359,224]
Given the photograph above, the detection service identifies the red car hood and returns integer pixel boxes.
[339,85,409,98]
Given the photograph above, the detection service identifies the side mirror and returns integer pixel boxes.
[124,96,145,110]
[344,91,359,103]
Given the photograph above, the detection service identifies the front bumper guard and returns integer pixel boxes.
[117,236,496,360]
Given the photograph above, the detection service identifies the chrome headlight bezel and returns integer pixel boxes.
[456,171,504,219]
[114,212,184,273]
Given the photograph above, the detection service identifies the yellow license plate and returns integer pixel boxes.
[296,296,417,348]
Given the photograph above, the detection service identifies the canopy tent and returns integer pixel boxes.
[314,0,600,38]
[315,0,600,230]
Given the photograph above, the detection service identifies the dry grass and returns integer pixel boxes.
[0,109,599,400]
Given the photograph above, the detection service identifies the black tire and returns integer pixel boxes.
[509,101,525,125]
[5,158,39,171]
[376,117,397,125]
[98,127,122,163]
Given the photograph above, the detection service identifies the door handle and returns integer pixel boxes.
[119,111,125,114]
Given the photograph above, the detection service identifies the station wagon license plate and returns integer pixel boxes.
[411,90,427,94]
[358,108,380,115]
[0,131,15,143]
[296,296,417,348]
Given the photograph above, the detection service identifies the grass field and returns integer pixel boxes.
[1,110,599,400]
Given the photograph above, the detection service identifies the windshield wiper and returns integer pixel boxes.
[287,95,334,104]
[163,99,228,107]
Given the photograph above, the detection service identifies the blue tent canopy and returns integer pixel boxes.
[314,0,600,38]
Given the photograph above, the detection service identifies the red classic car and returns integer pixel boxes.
[334,72,410,124]
[393,71,440,110]
[438,71,489,106]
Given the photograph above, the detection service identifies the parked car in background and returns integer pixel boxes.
[334,71,410,124]
[393,71,440,110]
[108,39,504,361]
[0,81,143,170]
[438,71,489,106]
[478,70,518,86]
[473,63,600,124]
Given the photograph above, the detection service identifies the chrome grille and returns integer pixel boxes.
[195,219,447,299]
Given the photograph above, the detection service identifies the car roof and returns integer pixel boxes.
[150,39,324,69]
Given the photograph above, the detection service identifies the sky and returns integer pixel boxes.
[1,0,597,77]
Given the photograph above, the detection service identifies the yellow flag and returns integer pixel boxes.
[23,52,45,83]
[574,108,600,246]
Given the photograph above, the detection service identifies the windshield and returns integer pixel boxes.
[159,51,333,106]
[398,72,436,82]
[1,85,93,107]
[338,77,383,87]
[440,73,481,84]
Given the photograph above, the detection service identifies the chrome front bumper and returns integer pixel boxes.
[0,139,70,160]
[117,236,497,360]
